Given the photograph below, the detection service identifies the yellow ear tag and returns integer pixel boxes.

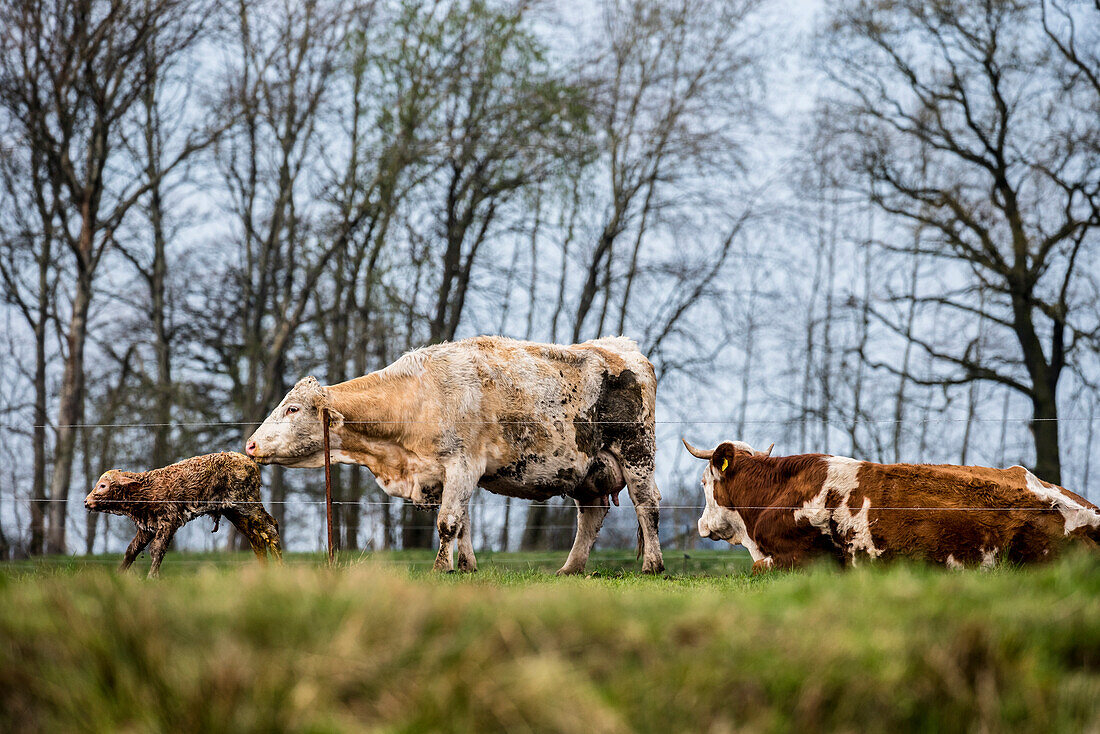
[720,458,728,472]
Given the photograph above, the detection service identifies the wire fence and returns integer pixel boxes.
[1,415,1095,430]
[10,498,1090,513]
[0,412,1095,560]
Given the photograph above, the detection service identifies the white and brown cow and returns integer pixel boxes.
[685,439,1100,572]
[246,336,664,574]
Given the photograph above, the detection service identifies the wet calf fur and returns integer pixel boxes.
[84,452,282,577]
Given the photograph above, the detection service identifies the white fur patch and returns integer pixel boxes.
[946,554,963,570]
[793,456,882,563]
[1015,466,1100,535]
[378,347,430,378]
[696,464,769,563]
[980,547,998,570]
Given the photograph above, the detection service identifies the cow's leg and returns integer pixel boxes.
[454,512,478,572]
[434,460,480,573]
[557,498,609,576]
[119,528,154,572]
[146,525,178,579]
[621,456,665,574]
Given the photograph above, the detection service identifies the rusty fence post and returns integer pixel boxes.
[323,408,335,565]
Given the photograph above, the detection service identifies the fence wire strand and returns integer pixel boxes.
[1,415,1095,430]
[13,497,1089,512]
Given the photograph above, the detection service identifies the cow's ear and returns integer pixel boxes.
[711,442,739,475]
[322,408,345,428]
[116,475,143,489]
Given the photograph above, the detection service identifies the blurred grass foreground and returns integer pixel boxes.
[2,551,1100,733]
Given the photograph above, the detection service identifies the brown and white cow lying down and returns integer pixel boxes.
[84,452,283,577]
[684,439,1100,572]
[246,336,664,575]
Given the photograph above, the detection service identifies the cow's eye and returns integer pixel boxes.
[285,405,299,415]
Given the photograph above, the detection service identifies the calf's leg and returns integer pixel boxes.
[146,525,178,578]
[119,528,154,572]
[557,499,609,576]
[253,508,283,562]
[226,508,281,563]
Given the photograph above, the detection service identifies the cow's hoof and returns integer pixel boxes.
[556,566,584,576]
[641,559,664,575]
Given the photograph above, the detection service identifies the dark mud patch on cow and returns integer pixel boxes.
[573,369,645,456]
[500,414,551,451]
[480,460,585,500]
[412,482,444,510]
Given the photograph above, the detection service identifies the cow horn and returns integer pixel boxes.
[758,443,774,457]
[682,438,714,460]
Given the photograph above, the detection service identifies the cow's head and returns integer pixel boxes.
[683,438,772,543]
[84,470,143,513]
[245,377,344,468]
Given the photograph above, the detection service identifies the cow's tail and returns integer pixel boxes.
[636,524,643,561]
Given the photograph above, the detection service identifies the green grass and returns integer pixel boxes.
[2,550,1100,733]
[0,547,753,581]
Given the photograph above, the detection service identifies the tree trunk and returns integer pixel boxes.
[148,172,173,468]
[46,258,93,555]
[997,390,1012,466]
[144,38,173,469]
[401,503,435,549]
[1009,287,1063,484]
[735,307,756,437]
[1031,395,1061,484]
[1083,400,1095,500]
[572,228,615,343]
[30,270,48,555]
[499,496,511,551]
[892,234,921,463]
[520,501,549,550]
[342,465,362,551]
[381,493,393,550]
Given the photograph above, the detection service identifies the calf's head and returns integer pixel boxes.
[683,438,772,543]
[245,377,344,468]
[85,471,143,514]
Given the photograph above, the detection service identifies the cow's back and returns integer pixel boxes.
[853,461,1098,565]
[426,335,654,425]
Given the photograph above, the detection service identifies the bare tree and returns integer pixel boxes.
[0,135,58,554]
[111,26,223,469]
[0,0,210,552]
[570,0,763,343]
[818,0,1100,483]
[419,0,591,344]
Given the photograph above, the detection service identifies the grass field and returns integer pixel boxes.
[2,549,1100,733]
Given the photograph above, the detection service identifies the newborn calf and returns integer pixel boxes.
[84,452,282,577]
